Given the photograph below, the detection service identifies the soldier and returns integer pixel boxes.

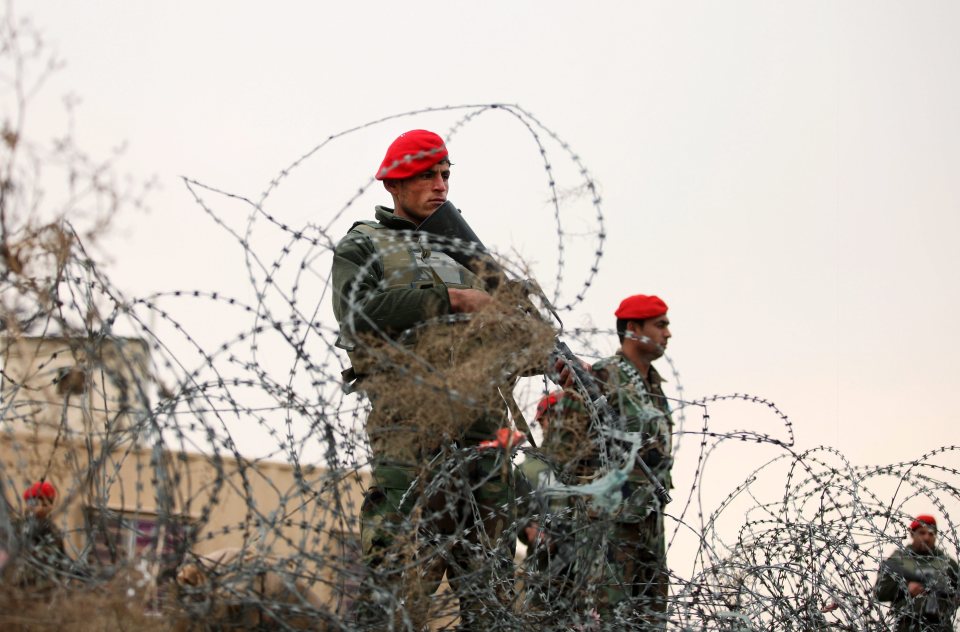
[517,392,567,544]
[876,514,960,632]
[331,130,518,629]
[590,294,674,627]
[516,390,598,625]
[7,481,71,590]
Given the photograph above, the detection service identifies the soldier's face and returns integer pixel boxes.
[537,414,551,437]
[27,498,53,521]
[385,161,450,224]
[911,525,936,553]
[626,315,671,359]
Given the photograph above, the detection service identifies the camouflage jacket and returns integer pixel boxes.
[876,546,959,631]
[590,352,674,522]
[332,206,506,471]
[7,516,71,589]
[331,205,486,375]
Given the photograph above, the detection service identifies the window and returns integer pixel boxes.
[85,508,193,610]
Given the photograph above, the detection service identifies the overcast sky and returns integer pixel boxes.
[22,1,960,551]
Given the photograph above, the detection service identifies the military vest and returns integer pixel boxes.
[345,220,487,375]
[352,221,485,291]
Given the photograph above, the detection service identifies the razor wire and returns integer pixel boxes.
[0,106,956,631]
[0,14,958,628]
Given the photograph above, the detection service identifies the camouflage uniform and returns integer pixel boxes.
[589,352,673,628]
[5,514,71,590]
[516,446,580,614]
[331,206,515,629]
[876,546,960,632]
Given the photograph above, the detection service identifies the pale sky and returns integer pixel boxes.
[22,0,960,570]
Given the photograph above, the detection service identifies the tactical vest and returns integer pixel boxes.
[345,221,487,376]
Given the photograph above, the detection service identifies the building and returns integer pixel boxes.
[0,335,369,618]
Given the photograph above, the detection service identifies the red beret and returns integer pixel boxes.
[536,391,564,420]
[375,130,448,181]
[615,294,668,320]
[910,514,937,531]
[23,481,56,502]
[535,390,585,420]
[478,428,526,451]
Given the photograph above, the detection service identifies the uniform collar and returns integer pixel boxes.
[648,364,665,388]
[375,206,418,230]
[908,545,940,558]
[614,351,666,386]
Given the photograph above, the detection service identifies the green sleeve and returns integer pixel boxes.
[875,552,905,603]
[331,230,451,341]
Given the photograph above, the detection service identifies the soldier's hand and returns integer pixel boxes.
[907,581,925,597]
[553,356,590,388]
[524,522,548,548]
[448,288,492,313]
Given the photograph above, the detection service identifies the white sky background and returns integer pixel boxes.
[21,0,960,572]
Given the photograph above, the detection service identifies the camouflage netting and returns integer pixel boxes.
[0,9,958,632]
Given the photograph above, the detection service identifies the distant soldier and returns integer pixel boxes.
[516,391,590,617]
[331,130,518,628]
[7,481,70,590]
[876,514,960,632]
[590,294,674,627]
[517,392,568,542]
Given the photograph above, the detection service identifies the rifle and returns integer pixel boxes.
[417,201,672,505]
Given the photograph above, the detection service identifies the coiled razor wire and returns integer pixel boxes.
[0,16,957,627]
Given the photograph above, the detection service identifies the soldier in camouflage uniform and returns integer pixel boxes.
[5,481,71,591]
[876,514,960,632]
[331,130,516,629]
[588,294,674,628]
[516,391,594,621]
